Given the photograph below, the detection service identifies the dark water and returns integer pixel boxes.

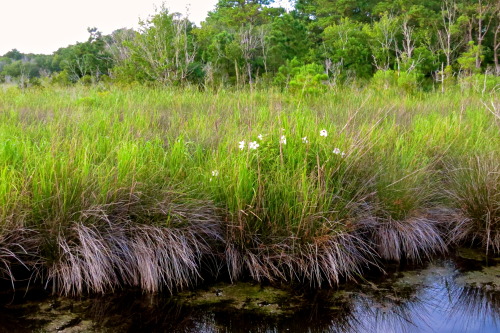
[1,254,499,333]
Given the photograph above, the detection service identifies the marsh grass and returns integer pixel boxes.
[45,189,223,295]
[224,223,376,286]
[446,154,500,254]
[0,85,498,293]
[0,228,40,288]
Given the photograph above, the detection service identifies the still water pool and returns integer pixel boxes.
[1,252,499,332]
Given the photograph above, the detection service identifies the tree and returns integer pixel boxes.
[53,28,113,82]
[267,13,311,71]
[322,18,373,78]
[3,49,23,61]
[437,0,461,68]
[295,0,380,27]
[206,0,280,29]
[368,13,398,70]
[457,0,497,69]
[114,7,197,85]
[192,0,283,86]
[457,41,483,75]
[491,3,500,74]
[238,25,267,85]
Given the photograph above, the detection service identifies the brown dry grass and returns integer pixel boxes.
[225,227,376,286]
[44,191,224,295]
[0,228,40,289]
[364,215,447,262]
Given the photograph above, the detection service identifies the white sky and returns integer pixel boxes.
[0,0,218,55]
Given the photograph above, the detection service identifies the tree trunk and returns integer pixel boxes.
[495,25,500,75]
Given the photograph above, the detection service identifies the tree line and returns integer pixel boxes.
[2,0,500,91]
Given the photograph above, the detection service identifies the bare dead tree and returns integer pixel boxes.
[130,10,197,85]
[493,4,500,75]
[325,58,343,86]
[257,25,269,75]
[173,14,197,82]
[494,25,500,75]
[106,29,135,64]
[238,25,261,86]
[438,0,461,68]
[371,14,398,71]
[475,0,496,69]
[393,18,424,75]
[401,19,415,60]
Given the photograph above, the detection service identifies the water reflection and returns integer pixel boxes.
[1,259,499,332]
[343,261,500,333]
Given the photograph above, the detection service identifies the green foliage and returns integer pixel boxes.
[3,49,23,60]
[3,0,500,89]
[459,74,500,93]
[412,46,439,75]
[396,71,424,92]
[113,7,197,85]
[52,28,113,82]
[289,63,328,95]
[457,41,484,75]
[2,60,40,78]
[79,75,93,86]
[367,13,399,71]
[295,0,379,28]
[371,69,397,89]
[322,18,373,78]
[275,58,328,94]
[266,14,311,71]
[50,70,72,87]
[206,0,280,29]
[371,68,424,92]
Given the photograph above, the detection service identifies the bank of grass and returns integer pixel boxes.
[0,85,498,294]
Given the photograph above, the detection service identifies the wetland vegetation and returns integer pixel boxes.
[0,85,498,295]
[0,6,499,332]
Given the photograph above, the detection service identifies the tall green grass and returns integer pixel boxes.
[0,85,498,293]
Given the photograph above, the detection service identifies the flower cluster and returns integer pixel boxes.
[236,129,345,157]
[239,136,261,151]
[249,141,259,150]
[209,169,219,182]
[333,148,346,157]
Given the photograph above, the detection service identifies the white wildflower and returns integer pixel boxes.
[212,170,219,177]
[257,134,263,141]
[302,136,308,143]
[320,129,328,137]
[333,148,341,155]
[280,135,287,145]
[249,141,260,150]
[239,140,245,150]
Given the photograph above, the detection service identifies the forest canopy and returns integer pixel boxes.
[2,0,500,90]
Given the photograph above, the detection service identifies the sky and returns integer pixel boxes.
[0,0,219,55]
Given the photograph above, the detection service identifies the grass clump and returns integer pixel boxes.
[446,154,500,255]
[43,188,224,295]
